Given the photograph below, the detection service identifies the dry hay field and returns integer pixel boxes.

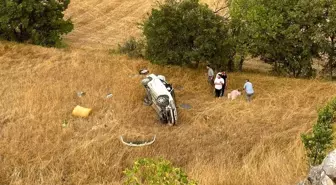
[1,0,336,185]
[64,0,223,49]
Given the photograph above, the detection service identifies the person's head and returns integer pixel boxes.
[217,73,221,78]
[206,64,210,69]
[222,71,226,75]
[246,79,250,82]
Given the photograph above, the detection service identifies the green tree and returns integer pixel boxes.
[301,98,336,166]
[226,0,251,71]
[0,0,73,47]
[143,0,231,69]
[313,0,336,80]
[124,158,197,185]
[231,0,318,77]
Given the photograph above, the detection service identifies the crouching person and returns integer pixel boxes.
[227,89,242,100]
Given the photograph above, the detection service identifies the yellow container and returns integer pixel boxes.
[72,105,92,118]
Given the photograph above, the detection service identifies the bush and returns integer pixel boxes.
[123,158,197,185]
[0,0,73,47]
[117,37,145,58]
[143,0,231,68]
[301,98,336,166]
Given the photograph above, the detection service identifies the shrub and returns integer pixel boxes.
[0,0,73,47]
[123,158,197,185]
[117,37,145,58]
[143,0,231,68]
[301,98,336,166]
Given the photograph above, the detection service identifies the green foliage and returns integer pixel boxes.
[0,0,73,47]
[143,0,231,69]
[301,98,336,166]
[123,158,197,185]
[117,37,145,58]
[311,0,336,79]
[226,0,251,71]
[230,0,318,77]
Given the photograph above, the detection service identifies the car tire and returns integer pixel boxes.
[156,95,169,107]
[141,77,152,86]
[167,108,176,125]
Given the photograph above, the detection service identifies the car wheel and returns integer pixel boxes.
[156,95,169,107]
[167,108,176,125]
[141,77,152,86]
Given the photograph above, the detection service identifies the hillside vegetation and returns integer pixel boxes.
[0,0,335,185]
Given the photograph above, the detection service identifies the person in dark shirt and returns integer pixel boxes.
[218,71,228,97]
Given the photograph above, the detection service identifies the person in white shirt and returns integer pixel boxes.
[227,89,241,100]
[214,73,224,98]
[243,79,254,102]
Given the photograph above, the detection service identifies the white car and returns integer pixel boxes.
[141,74,177,125]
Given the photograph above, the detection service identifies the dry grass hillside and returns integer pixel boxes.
[1,0,336,185]
[1,41,336,185]
[64,0,222,49]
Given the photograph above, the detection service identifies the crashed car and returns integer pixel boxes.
[141,74,177,125]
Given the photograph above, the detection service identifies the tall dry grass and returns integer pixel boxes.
[1,41,336,185]
[1,0,335,184]
[63,0,225,50]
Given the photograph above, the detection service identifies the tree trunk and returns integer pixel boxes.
[228,59,234,72]
[195,60,200,68]
[274,61,279,75]
[238,55,245,72]
[329,36,335,80]
[227,51,236,72]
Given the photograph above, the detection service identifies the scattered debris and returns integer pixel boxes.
[92,124,107,130]
[175,85,184,91]
[77,91,85,97]
[120,135,156,147]
[62,120,68,128]
[72,105,92,118]
[139,69,149,75]
[106,93,113,98]
[180,103,192,110]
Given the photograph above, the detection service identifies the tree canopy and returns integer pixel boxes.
[0,0,73,47]
[229,0,321,77]
[313,0,336,79]
[143,0,232,69]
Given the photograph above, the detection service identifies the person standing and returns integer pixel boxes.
[214,74,224,98]
[206,65,214,86]
[243,79,254,102]
[219,71,228,97]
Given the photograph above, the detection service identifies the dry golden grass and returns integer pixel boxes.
[63,0,224,49]
[1,0,335,184]
[1,41,336,185]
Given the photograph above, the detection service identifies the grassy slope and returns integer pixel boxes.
[1,42,335,185]
[1,0,335,184]
[64,0,222,49]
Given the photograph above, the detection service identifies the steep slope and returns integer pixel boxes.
[1,41,335,184]
[0,0,331,184]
